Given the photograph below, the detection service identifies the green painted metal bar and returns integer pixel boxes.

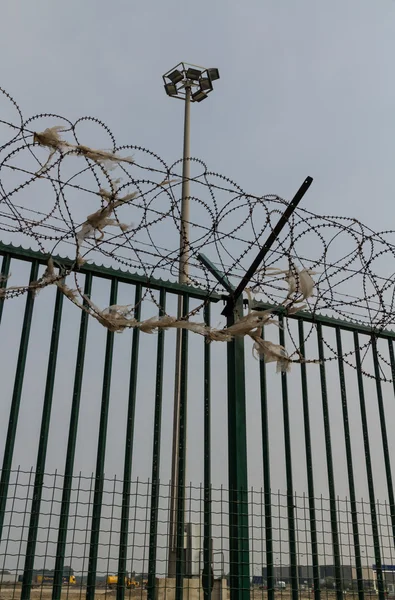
[227,297,250,600]
[117,284,142,600]
[298,321,320,600]
[278,316,298,600]
[258,330,274,600]
[86,278,118,600]
[203,303,212,600]
[0,464,20,577]
[0,241,221,302]
[175,293,189,600]
[371,337,395,542]
[353,333,385,600]
[0,253,11,325]
[15,467,34,587]
[0,259,39,541]
[373,337,395,524]
[21,285,65,600]
[52,273,93,600]
[148,289,166,600]
[252,301,395,341]
[387,339,395,544]
[197,253,235,294]
[335,327,364,600]
[316,322,343,600]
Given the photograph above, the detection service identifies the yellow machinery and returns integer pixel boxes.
[35,575,76,585]
[107,576,139,589]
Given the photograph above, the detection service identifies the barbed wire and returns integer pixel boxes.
[1,86,395,378]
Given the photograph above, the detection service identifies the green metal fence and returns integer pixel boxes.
[1,472,394,597]
[1,241,395,600]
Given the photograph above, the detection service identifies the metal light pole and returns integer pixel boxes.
[162,62,220,578]
[169,82,190,581]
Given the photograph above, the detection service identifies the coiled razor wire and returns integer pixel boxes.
[1,86,395,379]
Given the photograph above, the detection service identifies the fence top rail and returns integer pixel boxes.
[0,241,222,302]
[253,300,395,341]
[3,241,395,339]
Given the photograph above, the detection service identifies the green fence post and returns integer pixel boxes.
[117,284,142,600]
[175,294,189,600]
[203,303,212,600]
[0,260,39,542]
[278,316,298,600]
[227,297,250,600]
[259,329,274,600]
[371,336,395,545]
[316,323,343,600]
[148,289,166,600]
[353,333,385,600]
[53,273,93,600]
[335,327,364,600]
[86,278,118,600]
[298,321,320,600]
[21,286,65,600]
[387,339,395,544]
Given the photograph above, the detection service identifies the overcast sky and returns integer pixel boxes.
[1,0,395,576]
[2,0,395,226]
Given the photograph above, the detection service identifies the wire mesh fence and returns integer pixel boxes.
[3,86,395,600]
[1,244,395,600]
[0,470,393,600]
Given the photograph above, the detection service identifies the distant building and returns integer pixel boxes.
[261,565,357,586]
[373,565,395,593]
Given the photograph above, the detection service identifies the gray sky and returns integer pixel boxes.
[1,0,395,577]
[2,0,395,226]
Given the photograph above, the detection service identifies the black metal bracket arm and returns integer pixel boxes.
[196,253,235,294]
[197,177,313,318]
[222,176,313,317]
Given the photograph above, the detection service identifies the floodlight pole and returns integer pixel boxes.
[168,84,191,577]
[179,86,191,283]
[162,63,219,582]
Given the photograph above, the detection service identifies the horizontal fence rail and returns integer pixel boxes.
[1,244,395,600]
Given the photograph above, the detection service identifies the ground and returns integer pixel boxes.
[0,588,379,600]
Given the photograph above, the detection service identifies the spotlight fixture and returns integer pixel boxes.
[192,89,208,103]
[167,69,183,84]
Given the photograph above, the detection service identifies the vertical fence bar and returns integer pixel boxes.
[0,259,39,541]
[0,465,20,578]
[175,293,189,600]
[203,303,212,600]
[143,479,151,594]
[16,467,34,587]
[53,273,93,600]
[117,284,142,600]
[298,321,320,600]
[227,297,250,600]
[21,285,65,600]
[371,336,395,544]
[86,277,118,600]
[0,253,11,324]
[278,315,298,600]
[353,334,386,599]
[259,330,274,600]
[316,322,342,600]
[387,339,395,543]
[148,289,166,600]
[335,327,364,600]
